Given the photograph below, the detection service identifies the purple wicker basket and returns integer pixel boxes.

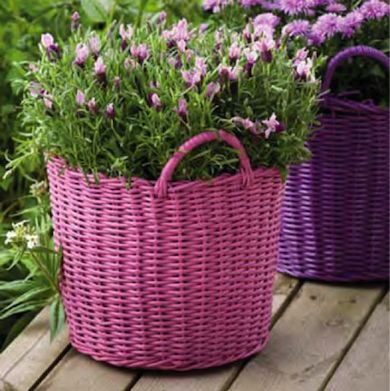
[279,46,389,282]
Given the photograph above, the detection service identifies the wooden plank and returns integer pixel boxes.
[227,282,386,391]
[131,274,300,391]
[35,349,138,391]
[326,293,389,391]
[0,307,69,391]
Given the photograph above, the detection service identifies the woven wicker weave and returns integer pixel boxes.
[47,130,284,370]
[279,46,389,282]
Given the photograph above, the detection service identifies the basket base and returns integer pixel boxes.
[69,336,270,371]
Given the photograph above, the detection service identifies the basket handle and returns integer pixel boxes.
[154,130,254,198]
[322,45,390,92]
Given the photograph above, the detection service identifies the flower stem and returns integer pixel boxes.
[30,251,60,294]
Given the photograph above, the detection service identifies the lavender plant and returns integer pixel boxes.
[17,17,320,182]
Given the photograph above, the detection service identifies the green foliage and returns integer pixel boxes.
[17,21,320,183]
[0,189,64,344]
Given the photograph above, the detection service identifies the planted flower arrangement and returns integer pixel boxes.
[15,16,320,370]
[203,0,390,281]
[204,0,389,103]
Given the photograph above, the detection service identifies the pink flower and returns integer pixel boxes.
[119,24,133,49]
[199,23,209,33]
[206,82,221,99]
[262,113,284,138]
[89,35,101,57]
[279,0,314,15]
[326,3,346,13]
[360,0,390,20]
[94,56,107,83]
[157,11,167,24]
[254,37,275,63]
[295,58,315,81]
[75,43,90,67]
[195,57,208,76]
[149,93,162,110]
[40,33,59,58]
[244,49,259,74]
[338,10,364,38]
[76,90,85,106]
[71,11,80,31]
[218,65,241,82]
[182,49,192,62]
[175,98,188,121]
[282,20,311,38]
[229,42,241,63]
[87,98,97,113]
[294,48,309,64]
[43,98,53,109]
[243,23,252,42]
[253,13,280,28]
[232,117,260,135]
[203,0,233,13]
[253,23,274,40]
[130,44,149,63]
[41,33,54,49]
[105,103,115,119]
[162,19,191,48]
[177,39,187,52]
[29,82,42,97]
[43,93,53,110]
[182,70,202,88]
[168,56,183,69]
[312,13,342,42]
[94,56,106,74]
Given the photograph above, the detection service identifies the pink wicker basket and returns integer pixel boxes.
[47,130,284,370]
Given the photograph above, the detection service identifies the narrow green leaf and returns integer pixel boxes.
[50,296,66,341]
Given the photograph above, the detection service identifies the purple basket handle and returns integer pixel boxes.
[154,130,254,198]
[322,45,390,92]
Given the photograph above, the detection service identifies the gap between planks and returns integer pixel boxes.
[323,292,389,391]
[0,307,70,391]
[226,281,387,391]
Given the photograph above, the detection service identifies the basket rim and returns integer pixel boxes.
[47,155,282,191]
[322,93,389,114]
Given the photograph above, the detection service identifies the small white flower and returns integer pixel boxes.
[5,231,17,245]
[30,181,47,197]
[25,234,39,249]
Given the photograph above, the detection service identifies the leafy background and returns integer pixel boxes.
[0,0,202,351]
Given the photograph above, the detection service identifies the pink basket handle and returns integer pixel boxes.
[154,130,254,198]
[322,45,390,92]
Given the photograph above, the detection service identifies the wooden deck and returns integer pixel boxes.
[0,274,388,391]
